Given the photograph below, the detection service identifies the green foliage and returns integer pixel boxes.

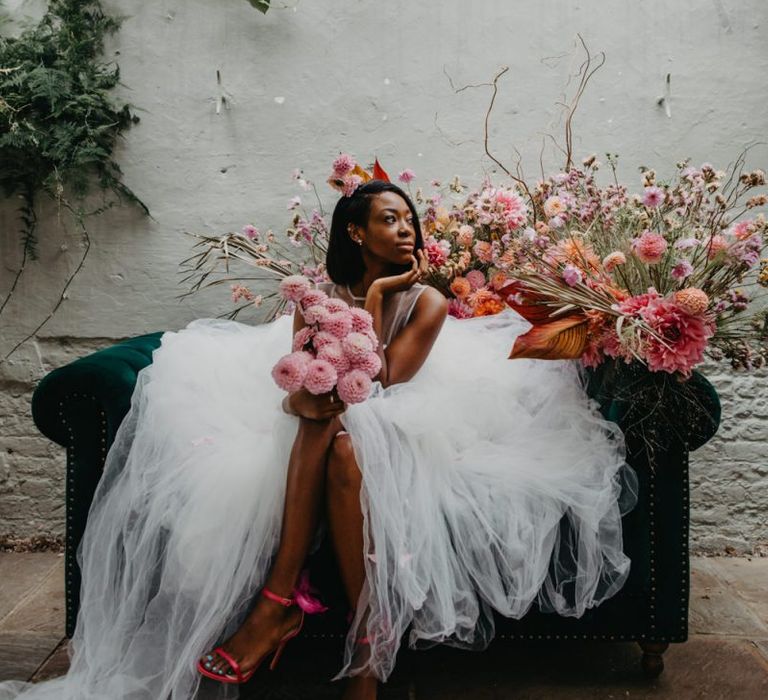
[0,0,147,257]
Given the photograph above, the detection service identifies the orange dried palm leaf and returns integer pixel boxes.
[509,314,588,360]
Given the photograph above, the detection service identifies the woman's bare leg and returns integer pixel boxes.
[203,416,342,676]
[326,432,378,700]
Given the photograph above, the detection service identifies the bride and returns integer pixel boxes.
[0,179,637,700]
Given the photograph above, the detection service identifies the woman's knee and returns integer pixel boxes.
[327,433,361,491]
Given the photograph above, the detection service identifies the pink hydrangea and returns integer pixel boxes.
[349,307,374,333]
[631,230,668,264]
[562,264,582,286]
[473,241,493,263]
[337,370,372,404]
[271,352,311,392]
[351,351,382,377]
[317,343,350,374]
[642,186,665,208]
[465,270,486,290]
[447,299,474,319]
[639,298,715,377]
[671,259,694,281]
[342,332,374,360]
[398,169,416,184]
[279,275,313,302]
[303,359,338,395]
[332,153,356,177]
[324,298,350,314]
[292,326,315,352]
[299,289,328,309]
[304,304,331,325]
[321,311,354,338]
[424,236,451,266]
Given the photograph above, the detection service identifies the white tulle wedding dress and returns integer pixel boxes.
[0,282,637,699]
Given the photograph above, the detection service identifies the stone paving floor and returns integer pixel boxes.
[0,553,766,698]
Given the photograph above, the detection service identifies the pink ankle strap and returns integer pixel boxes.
[261,588,295,607]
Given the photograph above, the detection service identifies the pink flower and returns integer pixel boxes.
[730,220,755,240]
[456,225,474,247]
[312,331,340,350]
[465,270,486,290]
[324,298,350,314]
[299,289,329,309]
[272,352,310,392]
[602,251,627,272]
[342,175,363,197]
[727,234,761,267]
[670,259,694,281]
[674,238,700,251]
[292,326,315,352]
[447,299,474,319]
[674,288,709,315]
[317,343,350,374]
[242,224,259,240]
[640,298,714,377]
[642,186,665,208]
[279,275,313,302]
[321,311,354,338]
[342,332,374,360]
[287,196,302,210]
[332,153,356,177]
[351,351,382,378]
[337,370,372,404]
[631,230,668,264]
[492,188,528,231]
[349,307,374,333]
[473,241,493,263]
[304,304,331,325]
[231,284,254,303]
[424,236,450,266]
[303,359,338,395]
[562,264,582,286]
[706,235,729,259]
[543,196,566,219]
[618,288,660,316]
[398,169,416,184]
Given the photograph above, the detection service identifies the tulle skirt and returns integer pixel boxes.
[0,309,637,699]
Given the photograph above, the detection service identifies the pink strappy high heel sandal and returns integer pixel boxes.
[198,571,327,685]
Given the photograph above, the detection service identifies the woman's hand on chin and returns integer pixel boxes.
[369,250,429,297]
[287,387,346,421]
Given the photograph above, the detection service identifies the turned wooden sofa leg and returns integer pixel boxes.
[638,642,669,677]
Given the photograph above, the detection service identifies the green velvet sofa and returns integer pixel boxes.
[31,332,721,678]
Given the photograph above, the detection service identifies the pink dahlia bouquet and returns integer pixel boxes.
[270,275,381,404]
[498,157,768,376]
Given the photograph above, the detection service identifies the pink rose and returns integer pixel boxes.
[271,352,311,392]
[303,359,338,395]
[337,370,372,404]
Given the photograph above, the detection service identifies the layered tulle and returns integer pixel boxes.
[0,303,636,699]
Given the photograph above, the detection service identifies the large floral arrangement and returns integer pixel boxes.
[183,152,767,377]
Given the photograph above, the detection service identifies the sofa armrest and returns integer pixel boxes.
[32,333,164,448]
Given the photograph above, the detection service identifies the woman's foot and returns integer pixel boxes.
[200,591,303,678]
[342,675,378,700]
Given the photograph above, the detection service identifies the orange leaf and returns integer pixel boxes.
[509,314,588,360]
[498,282,561,324]
[372,158,390,182]
[351,164,372,183]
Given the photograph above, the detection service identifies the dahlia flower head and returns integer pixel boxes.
[272,275,380,403]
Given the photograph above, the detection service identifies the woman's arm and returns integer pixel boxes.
[367,285,448,388]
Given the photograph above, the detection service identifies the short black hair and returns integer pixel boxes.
[326,179,424,286]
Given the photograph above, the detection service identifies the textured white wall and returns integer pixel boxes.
[1,0,766,551]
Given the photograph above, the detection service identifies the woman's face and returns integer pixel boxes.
[352,191,416,266]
